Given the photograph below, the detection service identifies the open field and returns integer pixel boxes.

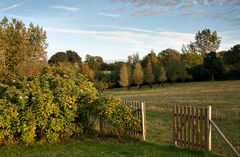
[0,138,220,157]
[105,80,240,157]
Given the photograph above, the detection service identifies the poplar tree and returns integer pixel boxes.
[158,66,167,87]
[118,64,129,90]
[133,63,143,89]
[145,61,154,88]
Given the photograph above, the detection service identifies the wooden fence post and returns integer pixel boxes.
[207,106,212,151]
[141,102,146,141]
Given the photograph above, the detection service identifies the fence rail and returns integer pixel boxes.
[122,100,146,140]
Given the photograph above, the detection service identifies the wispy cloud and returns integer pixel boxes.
[49,5,80,12]
[0,2,23,11]
[89,25,153,33]
[98,13,121,18]
[45,26,195,51]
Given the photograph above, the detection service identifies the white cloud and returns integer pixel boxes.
[49,5,80,12]
[0,2,23,11]
[46,26,195,52]
[98,13,121,18]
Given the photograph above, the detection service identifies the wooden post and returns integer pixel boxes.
[207,106,212,151]
[173,105,176,146]
[141,102,146,141]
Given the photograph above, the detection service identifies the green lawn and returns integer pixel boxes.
[105,80,240,157]
[0,138,221,157]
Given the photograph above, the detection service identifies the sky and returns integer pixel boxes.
[0,0,240,62]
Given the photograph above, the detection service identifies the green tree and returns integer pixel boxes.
[85,55,104,71]
[145,61,154,88]
[165,60,179,85]
[118,64,129,90]
[222,44,240,79]
[48,52,68,64]
[204,51,224,81]
[181,52,203,68]
[158,66,167,86]
[49,51,81,65]
[133,63,143,89]
[183,29,221,56]
[0,17,48,77]
[66,50,81,64]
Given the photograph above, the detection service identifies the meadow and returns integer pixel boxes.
[105,80,240,157]
[1,80,239,157]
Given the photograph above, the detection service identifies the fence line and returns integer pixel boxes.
[122,100,146,140]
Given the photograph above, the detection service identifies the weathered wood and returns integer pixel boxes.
[184,106,187,148]
[141,102,146,141]
[191,107,195,149]
[207,106,212,151]
[173,105,176,146]
[210,119,240,157]
[187,107,191,149]
[200,108,204,150]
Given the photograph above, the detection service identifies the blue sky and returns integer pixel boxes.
[0,0,240,61]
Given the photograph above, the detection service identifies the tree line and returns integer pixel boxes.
[0,17,239,90]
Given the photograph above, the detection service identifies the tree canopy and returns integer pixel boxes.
[183,29,221,56]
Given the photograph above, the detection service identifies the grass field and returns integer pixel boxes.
[0,138,220,157]
[1,80,239,157]
[105,80,240,157]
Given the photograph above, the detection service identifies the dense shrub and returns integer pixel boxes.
[0,73,140,145]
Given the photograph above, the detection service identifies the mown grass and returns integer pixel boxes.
[0,138,221,157]
[105,80,240,157]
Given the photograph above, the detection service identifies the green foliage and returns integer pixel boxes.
[183,29,221,56]
[204,51,224,80]
[222,44,240,79]
[0,73,98,144]
[94,81,109,91]
[99,97,141,139]
[0,72,141,145]
[85,55,104,71]
[181,52,203,68]
[48,50,81,65]
[0,17,48,75]
[158,66,167,84]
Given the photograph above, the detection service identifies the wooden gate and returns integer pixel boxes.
[173,105,211,151]
[122,100,146,140]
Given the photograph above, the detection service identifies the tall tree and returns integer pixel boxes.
[145,61,154,88]
[165,60,179,85]
[158,66,167,87]
[183,29,221,56]
[133,63,143,89]
[118,64,129,90]
[0,17,48,76]
[204,51,224,81]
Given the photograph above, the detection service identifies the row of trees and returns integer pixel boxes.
[0,17,239,91]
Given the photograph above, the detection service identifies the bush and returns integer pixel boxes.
[0,73,98,144]
[0,73,141,145]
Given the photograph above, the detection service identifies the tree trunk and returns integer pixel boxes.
[212,74,214,81]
